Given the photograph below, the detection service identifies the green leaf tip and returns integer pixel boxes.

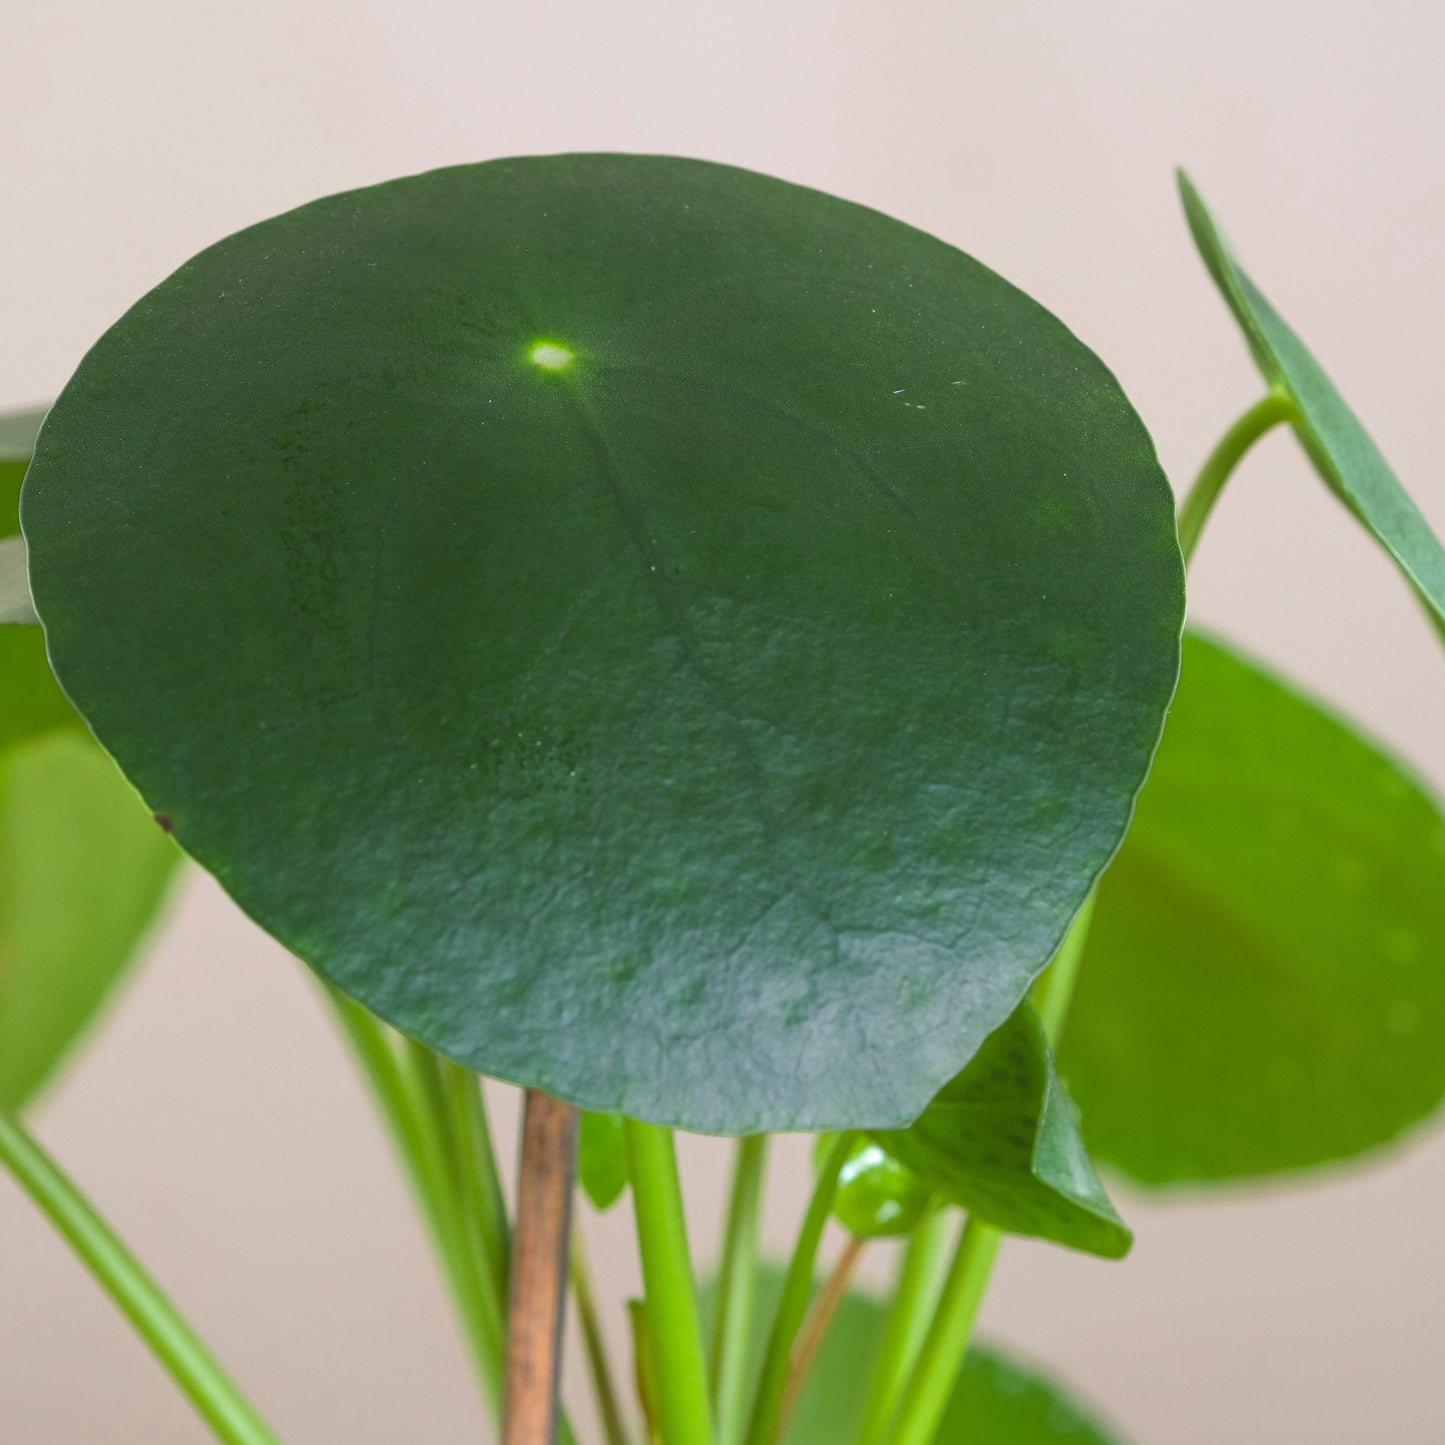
[578,1111,629,1211]
[871,1001,1130,1259]
[1179,169,1445,625]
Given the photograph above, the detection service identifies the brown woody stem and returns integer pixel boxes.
[503,1090,581,1445]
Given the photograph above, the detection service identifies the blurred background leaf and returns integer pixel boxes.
[1065,631,1445,1183]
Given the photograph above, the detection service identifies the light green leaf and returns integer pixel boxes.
[872,1004,1130,1258]
[22,155,1183,1131]
[1179,171,1445,622]
[578,1109,629,1211]
[817,1134,935,1238]
[705,1263,1127,1444]
[0,732,180,1109]
[0,410,181,1108]
[1064,630,1445,1184]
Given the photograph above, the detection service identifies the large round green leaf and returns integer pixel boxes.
[707,1263,1127,1444]
[22,155,1183,1131]
[1063,631,1445,1184]
[1179,172,1445,623]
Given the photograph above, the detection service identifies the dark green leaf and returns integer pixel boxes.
[817,1133,934,1237]
[872,1004,1130,1258]
[1064,630,1445,1183]
[578,1109,629,1211]
[705,1263,1127,1444]
[1179,171,1445,622]
[23,155,1183,1131]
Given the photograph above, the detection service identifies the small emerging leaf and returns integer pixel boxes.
[1065,631,1445,1184]
[1179,170,1445,622]
[872,1003,1130,1259]
[816,1133,934,1237]
[578,1109,629,1211]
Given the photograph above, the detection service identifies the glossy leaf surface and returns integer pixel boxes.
[817,1134,934,1237]
[873,1003,1130,1258]
[23,155,1183,1131]
[1065,631,1445,1183]
[578,1110,628,1211]
[0,410,180,1108]
[1180,172,1445,621]
[710,1263,1126,1444]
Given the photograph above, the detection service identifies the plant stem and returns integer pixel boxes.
[571,1226,632,1445]
[1031,890,1099,1044]
[708,1135,769,1445]
[743,1131,855,1445]
[0,1109,283,1445]
[504,1091,580,1445]
[623,1118,715,1445]
[1176,390,1295,563]
[876,895,1099,1445]
[852,1208,952,1445]
[628,1298,662,1445]
[878,1218,1003,1445]
[779,1234,867,1434]
[442,1059,512,1303]
[327,991,505,1411]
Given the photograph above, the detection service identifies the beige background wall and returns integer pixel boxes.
[3,2,1444,1441]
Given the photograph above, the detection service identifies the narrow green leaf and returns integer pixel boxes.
[872,1004,1130,1259]
[23,155,1183,1132]
[704,1264,1127,1444]
[1179,171,1445,620]
[1064,630,1445,1183]
[578,1109,629,1211]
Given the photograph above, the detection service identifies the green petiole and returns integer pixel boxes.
[0,1108,284,1445]
[1176,390,1296,562]
[709,1134,769,1445]
[743,1130,855,1445]
[852,1208,953,1445]
[624,1118,715,1445]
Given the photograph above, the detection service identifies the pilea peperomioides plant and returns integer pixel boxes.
[1,157,1442,1445]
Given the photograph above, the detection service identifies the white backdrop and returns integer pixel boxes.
[3,2,1444,1440]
